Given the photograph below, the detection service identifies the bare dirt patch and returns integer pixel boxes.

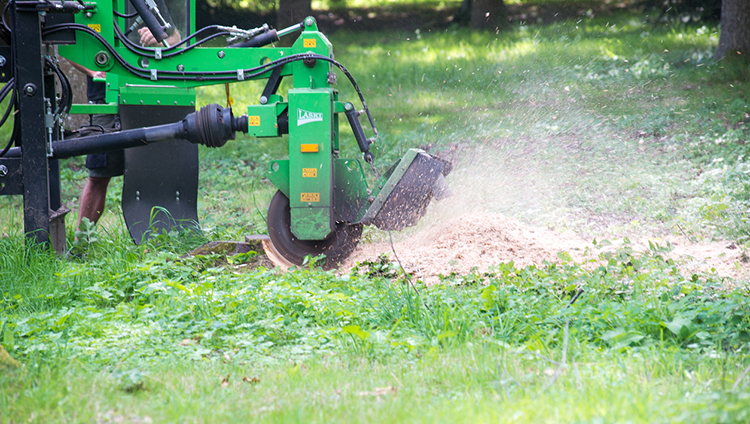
[342,212,590,284]
[342,211,750,284]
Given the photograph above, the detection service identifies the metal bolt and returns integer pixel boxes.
[23,84,36,96]
[157,100,160,105]
[218,51,225,59]
[0,56,5,67]
[308,202,312,207]
[177,64,185,72]
[305,17,315,27]
[94,52,109,66]
[344,103,353,111]
[85,11,92,18]
[0,165,8,177]
[259,95,268,105]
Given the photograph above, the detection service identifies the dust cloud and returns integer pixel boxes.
[341,136,750,284]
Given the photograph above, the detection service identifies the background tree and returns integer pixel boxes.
[458,0,508,30]
[471,0,507,30]
[715,0,750,60]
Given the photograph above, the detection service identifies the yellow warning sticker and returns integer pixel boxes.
[301,193,320,202]
[303,39,317,48]
[88,24,101,33]
[248,116,260,126]
[302,168,317,178]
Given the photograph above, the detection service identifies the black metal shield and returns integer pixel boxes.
[120,105,199,244]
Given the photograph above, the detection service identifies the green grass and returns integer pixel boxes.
[2,10,750,423]
[4,346,749,423]
[1,233,750,422]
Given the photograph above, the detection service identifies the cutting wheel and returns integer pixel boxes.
[266,190,363,269]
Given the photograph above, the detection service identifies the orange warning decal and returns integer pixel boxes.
[301,193,320,202]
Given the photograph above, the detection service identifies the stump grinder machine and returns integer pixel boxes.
[0,0,451,268]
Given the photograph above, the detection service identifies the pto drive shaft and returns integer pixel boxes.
[3,104,247,159]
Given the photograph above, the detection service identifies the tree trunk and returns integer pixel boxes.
[470,0,507,31]
[277,0,312,31]
[715,0,750,60]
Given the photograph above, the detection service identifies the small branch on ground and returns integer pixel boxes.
[732,363,750,391]
[541,318,569,392]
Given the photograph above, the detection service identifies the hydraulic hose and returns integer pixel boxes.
[127,0,167,45]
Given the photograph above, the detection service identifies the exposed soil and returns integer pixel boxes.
[340,211,750,285]
[342,212,590,284]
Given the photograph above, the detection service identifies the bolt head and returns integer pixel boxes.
[23,84,36,96]
[0,56,5,67]
[305,17,315,27]
[94,52,109,66]
[218,51,226,59]
[259,96,268,105]
[0,164,8,176]
[177,64,185,72]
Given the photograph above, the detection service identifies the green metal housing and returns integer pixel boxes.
[57,1,374,243]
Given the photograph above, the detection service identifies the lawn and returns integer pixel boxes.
[2,8,750,423]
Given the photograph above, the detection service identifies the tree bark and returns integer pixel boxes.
[277,0,312,30]
[715,0,750,60]
[470,0,507,30]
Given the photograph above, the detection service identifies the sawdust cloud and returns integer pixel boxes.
[343,136,597,283]
[342,135,750,283]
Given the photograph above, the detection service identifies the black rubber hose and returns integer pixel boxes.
[42,24,378,134]
[0,79,16,158]
[113,21,232,59]
[113,10,138,18]
[127,0,167,44]
[229,29,278,48]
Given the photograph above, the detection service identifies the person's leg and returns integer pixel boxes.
[78,176,111,227]
[78,113,122,229]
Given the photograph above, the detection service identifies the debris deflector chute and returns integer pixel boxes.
[361,149,452,231]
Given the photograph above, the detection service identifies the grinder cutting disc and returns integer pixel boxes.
[267,190,363,269]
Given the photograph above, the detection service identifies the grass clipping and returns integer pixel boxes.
[343,212,589,284]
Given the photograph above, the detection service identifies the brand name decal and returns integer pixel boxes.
[298,109,323,126]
